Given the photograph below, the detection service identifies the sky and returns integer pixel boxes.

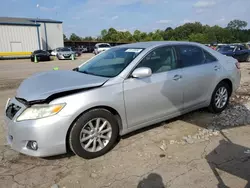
[0,0,249,37]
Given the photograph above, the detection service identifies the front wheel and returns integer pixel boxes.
[208,82,230,113]
[69,109,119,159]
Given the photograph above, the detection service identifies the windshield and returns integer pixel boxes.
[219,46,235,52]
[59,47,71,52]
[78,47,144,77]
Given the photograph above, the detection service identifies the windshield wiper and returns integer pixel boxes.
[80,70,98,76]
[72,67,79,71]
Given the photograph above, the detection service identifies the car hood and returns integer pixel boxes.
[16,70,109,102]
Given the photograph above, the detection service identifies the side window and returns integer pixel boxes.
[239,46,247,50]
[203,50,217,63]
[136,46,178,74]
[177,45,205,67]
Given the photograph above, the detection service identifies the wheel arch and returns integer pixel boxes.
[65,105,123,152]
[218,78,233,97]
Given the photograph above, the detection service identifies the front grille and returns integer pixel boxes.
[6,103,21,120]
[63,54,71,57]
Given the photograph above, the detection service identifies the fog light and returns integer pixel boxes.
[27,141,38,150]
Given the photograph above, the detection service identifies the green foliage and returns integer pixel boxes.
[69,33,81,41]
[66,20,250,44]
[227,19,247,30]
[63,34,68,41]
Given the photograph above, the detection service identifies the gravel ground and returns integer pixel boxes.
[0,58,249,188]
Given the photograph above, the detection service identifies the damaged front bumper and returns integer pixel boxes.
[3,97,72,157]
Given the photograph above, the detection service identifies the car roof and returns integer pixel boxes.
[96,43,110,46]
[115,41,203,49]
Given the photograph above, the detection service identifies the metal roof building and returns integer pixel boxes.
[0,17,64,56]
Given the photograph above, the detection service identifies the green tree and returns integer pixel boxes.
[101,29,108,38]
[95,20,250,44]
[165,27,173,32]
[83,36,94,41]
[188,33,208,43]
[227,19,247,30]
[133,30,142,41]
[69,33,81,41]
[63,34,68,41]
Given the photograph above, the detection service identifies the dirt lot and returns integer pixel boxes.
[0,56,250,188]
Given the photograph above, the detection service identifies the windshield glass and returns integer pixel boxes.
[59,47,71,52]
[78,47,144,77]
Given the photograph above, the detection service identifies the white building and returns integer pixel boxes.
[0,17,64,54]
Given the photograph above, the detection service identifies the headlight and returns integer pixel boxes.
[5,98,10,110]
[16,103,66,121]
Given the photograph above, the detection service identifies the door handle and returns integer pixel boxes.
[214,66,220,71]
[173,75,182,81]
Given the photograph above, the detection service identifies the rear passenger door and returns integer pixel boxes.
[176,45,220,110]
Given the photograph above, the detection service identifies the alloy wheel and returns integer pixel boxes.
[214,86,228,109]
[79,118,112,152]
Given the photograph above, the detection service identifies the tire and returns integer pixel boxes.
[247,55,250,62]
[69,109,119,159]
[208,82,230,113]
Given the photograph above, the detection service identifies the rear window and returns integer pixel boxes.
[203,50,217,63]
[220,46,235,52]
[59,48,71,52]
[98,44,111,48]
[177,45,205,67]
[34,50,43,53]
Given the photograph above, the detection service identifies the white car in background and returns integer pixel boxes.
[93,43,111,55]
[51,48,63,56]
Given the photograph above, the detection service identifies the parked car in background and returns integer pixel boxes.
[217,45,250,62]
[51,48,63,56]
[30,50,51,62]
[215,44,226,51]
[81,46,88,53]
[246,42,250,49]
[69,47,82,57]
[4,41,241,159]
[93,43,111,55]
[56,47,76,60]
[77,46,88,53]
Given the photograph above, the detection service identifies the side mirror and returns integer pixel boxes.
[131,67,152,78]
[73,67,79,71]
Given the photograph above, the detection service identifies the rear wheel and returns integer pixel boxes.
[208,82,230,113]
[247,55,250,62]
[69,109,119,159]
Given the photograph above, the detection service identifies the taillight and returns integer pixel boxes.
[235,62,240,69]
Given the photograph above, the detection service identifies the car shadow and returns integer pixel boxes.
[42,151,75,160]
[205,131,250,188]
[124,100,250,187]
[137,173,165,188]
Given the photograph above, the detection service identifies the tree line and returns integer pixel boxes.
[64,19,250,44]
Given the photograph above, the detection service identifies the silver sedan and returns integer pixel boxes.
[4,41,241,159]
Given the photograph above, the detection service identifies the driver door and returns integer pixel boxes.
[123,46,184,127]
